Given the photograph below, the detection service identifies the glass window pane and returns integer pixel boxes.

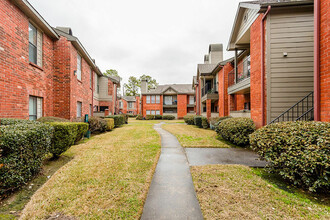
[151,110,155,115]
[77,102,82,117]
[146,96,150,104]
[29,23,37,45]
[146,110,150,115]
[156,110,160,115]
[29,44,37,63]
[77,54,81,81]
[156,95,160,104]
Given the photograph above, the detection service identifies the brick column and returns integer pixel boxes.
[206,99,211,119]
[104,109,109,116]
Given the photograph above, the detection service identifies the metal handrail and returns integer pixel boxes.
[228,55,251,87]
[269,91,314,124]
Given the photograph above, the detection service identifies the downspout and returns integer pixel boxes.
[222,66,225,116]
[314,0,320,121]
[261,5,271,126]
[92,72,94,117]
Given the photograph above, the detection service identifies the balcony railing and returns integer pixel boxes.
[201,83,218,97]
[228,55,251,87]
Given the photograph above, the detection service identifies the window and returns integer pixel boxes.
[77,102,82,118]
[156,110,160,115]
[146,95,151,104]
[29,96,43,120]
[189,96,194,105]
[156,95,160,104]
[96,75,100,94]
[164,96,172,105]
[119,101,123,108]
[151,95,155,104]
[90,68,92,88]
[29,23,37,64]
[77,54,82,81]
[151,110,155,115]
[128,102,133,108]
[146,110,151,115]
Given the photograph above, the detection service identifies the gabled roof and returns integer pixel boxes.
[197,64,218,76]
[143,84,195,95]
[108,75,121,84]
[54,27,102,75]
[122,96,136,102]
[12,0,59,39]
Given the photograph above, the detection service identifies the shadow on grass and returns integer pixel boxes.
[252,168,330,207]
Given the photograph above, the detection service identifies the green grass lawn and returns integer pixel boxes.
[162,123,230,148]
[19,121,161,220]
[191,165,330,220]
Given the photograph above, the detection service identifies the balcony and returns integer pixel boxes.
[163,96,177,108]
[228,55,251,94]
[201,83,218,103]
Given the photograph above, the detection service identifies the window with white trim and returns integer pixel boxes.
[29,96,43,120]
[77,53,82,81]
[77,102,82,118]
[151,110,155,115]
[189,96,194,104]
[128,102,133,108]
[151,95,155,104]
[156,110,160,115]
[156,95,160,104]
[146,110,151,115]
[146,95,151,104]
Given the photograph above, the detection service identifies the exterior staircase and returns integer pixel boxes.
[269,92,314,124]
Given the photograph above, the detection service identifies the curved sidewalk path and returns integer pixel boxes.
[141,123,203,220]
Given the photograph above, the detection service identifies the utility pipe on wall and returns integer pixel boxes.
[261,5,271,126]
[314,0,320,121]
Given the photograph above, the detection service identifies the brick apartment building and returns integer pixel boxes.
[0,0,119,120]
[194,0,329,128]
[118,96,140,115]
[141,80,195,119]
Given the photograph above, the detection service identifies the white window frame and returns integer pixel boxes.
[156,110,160,115]
[151,110,155,115]
[77,53,82,81]
[156,95,160,104]
[151,95,155,104]
[77,102,82,118]
[146,95,151,104]
[189,95,195,105]
[29,96,43,120]
[29,23,37,64]
[146,110,151,115]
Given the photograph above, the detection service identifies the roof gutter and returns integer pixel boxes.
[314,0,320,121]
[261,5,271,126]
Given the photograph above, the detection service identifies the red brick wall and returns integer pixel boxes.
[206,99,211,119]
[0,0,55,119]
[320,0,330,121]
[218,63,233,117]
[250,14,266,128]
[142,95,163,117]
[177,94,187,119]
[121,99,127,114]
[136,96,140,115]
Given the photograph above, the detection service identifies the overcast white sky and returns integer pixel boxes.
[29,0,243,86]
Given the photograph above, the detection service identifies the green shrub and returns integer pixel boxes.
[89,116,110,132]
[122,114,129,124]
[183,115,195,125]
[74,123,89,142]
[106,115,125,127]
[136,115,143,120]
[104,118,115,131]
[209,116,232,130]
[47,122,78,157]
[37,116,69,123]
[216,117,255,146]
[201,117,209,129]
[0,118,35,125]
[155,115,162,120]
[194,116,203,128]
[128,115,137,118]
[145,115,155,120]
[0,123,53,196]
[250,121,330,192]
[162,115,175,120]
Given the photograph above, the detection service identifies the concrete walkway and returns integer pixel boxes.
[141,123,203,220]
[185,148,267,167]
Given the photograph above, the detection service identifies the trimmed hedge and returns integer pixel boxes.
[37,116,69,123]
[184,115,195,125]
[106,115,125,127]
[0,118,34,125]
[0,123,53,196]
[122,114,129,124]
[201,117,209,129]
[250,121,330,192]
[209,116,232,130]
[155,115,163,120]
[162,115,175,120]
[145,115,155,120]
[216,117,256,146]
[104,118,115,131]
[47,122,78,157]
[75,123,89,142]
[194,116,203,128]
[136,115,143,120]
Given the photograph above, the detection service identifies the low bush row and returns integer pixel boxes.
[136,115,175,120]
[106,115,126,127]
[250,121,330,192]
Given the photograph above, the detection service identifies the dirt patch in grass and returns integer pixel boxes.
[20,121,161,219]
[191,165,330,220]
[162,124,230,148]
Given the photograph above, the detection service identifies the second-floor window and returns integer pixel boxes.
[128,102,133,108]
[29,23,37,64]
[119,101,123,108]
[77,53,82,81]
[151,95,155,104]
[156,95,160,104]
[90,68,92,88]
[189,96,194,104]
[146,95,151,104]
